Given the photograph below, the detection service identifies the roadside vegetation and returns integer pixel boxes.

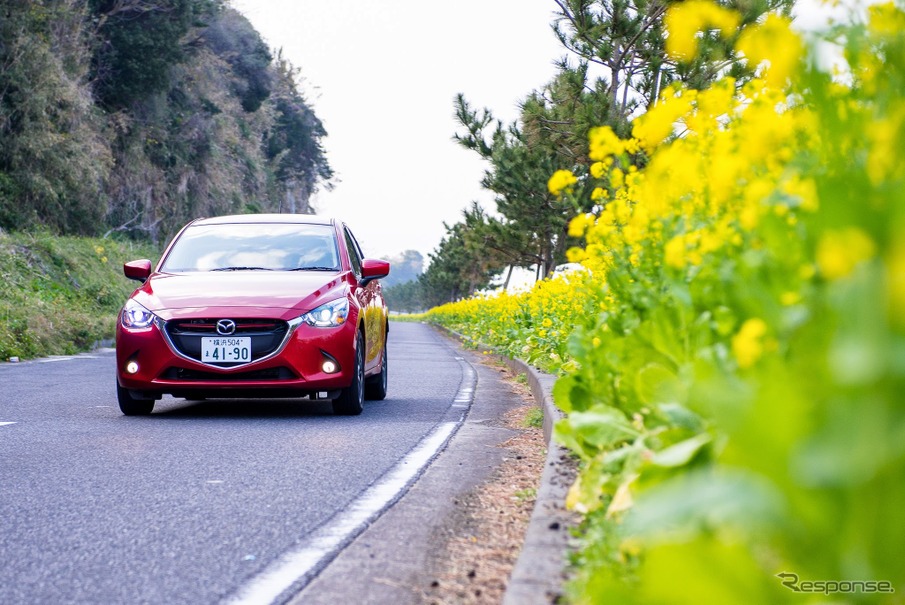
[0,0,331,244]
[1,0,331,360]
[0,230,158,360]
[387,0,794,308]
[426,2,905,604]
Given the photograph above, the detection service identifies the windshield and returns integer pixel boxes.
[160,223,340,272]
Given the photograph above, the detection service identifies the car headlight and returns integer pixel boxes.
[302,298,349,327]
[121,299,157,329]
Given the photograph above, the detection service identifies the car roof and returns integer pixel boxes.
[190,214,337,227]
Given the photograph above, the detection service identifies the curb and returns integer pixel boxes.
[429,325,578,604]
[498,355,578,605]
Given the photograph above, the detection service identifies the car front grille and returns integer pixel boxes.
[164,318,290,367]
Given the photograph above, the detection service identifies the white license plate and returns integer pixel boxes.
[201,337,251,363]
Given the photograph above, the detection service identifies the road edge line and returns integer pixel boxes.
[224,356,477,605]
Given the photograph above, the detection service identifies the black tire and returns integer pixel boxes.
[117,381,155,416]
[333,333,364,416]
[365,345,387,401]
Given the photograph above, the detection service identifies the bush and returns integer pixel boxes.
[427,3,905,602]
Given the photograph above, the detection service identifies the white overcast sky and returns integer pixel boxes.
[228,0,565,261]
[227,1,850,263]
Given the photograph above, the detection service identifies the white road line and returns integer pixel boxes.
[26,354,101,364]
[225,421,459,605]
[0,422,16,427]
[225,358,478,605]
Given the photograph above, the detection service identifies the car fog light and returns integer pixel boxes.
[125,361,140,374]
[322,360,338,374]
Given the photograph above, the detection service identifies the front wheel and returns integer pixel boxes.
[365,345,387,401]
[117,381,155,416]
[333,333,364,416]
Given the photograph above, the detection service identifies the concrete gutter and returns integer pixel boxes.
[431,325,578,604]
[498,355,578,605]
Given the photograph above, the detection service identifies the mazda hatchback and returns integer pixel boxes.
[115,214,390,416]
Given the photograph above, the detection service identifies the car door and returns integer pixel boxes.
[343,226,385,373]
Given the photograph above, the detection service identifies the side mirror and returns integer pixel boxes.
[124,259,152,283]
[359,259,390,287]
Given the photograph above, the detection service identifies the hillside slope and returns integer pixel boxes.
[0,230,157,360]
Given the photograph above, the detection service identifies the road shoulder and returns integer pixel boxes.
[288,337,548,604]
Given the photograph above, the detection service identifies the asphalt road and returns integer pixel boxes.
[0,322,473,605]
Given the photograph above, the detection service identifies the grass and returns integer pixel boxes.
[0,230,160,360]
[523,406,544,429]
[513,487,537,502]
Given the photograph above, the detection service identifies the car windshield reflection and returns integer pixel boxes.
[160,223,341,273]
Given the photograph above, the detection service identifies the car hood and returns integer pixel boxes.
[131,271,348,320]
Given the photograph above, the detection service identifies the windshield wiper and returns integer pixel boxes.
[211,266,273,271]
[288,266,338,272]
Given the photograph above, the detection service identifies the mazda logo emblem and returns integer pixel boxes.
[216,319,236,335]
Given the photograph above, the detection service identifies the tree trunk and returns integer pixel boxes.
[502,265,514,290]
[542,244,555,280]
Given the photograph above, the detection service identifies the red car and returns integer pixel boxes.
[115,214,390,416]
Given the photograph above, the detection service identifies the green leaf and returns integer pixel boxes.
[624,468,785,538]
[657,403,705,432]
[650,433,712,468]
[636,362,687,406]
[566,406,642,450]
[553,374,591,413]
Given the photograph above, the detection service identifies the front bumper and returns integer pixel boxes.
[115,315,358,399]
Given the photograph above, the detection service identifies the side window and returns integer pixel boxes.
[344,228,362,276]
[346,228,366,260]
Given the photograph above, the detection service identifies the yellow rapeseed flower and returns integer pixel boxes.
[665,0,741,62]
[781,175,819,212]
[866,110,905,186]
[566,247,586,263]
[589,126,626,161]
[665,235,688,269]
[548,169,578,196]
[632,86,696,152]
[569,213,593,238]
[867,2,905,37]
[736,14,803,89]
[781,291,802,306]
[816,228,876,280]
[732,318,768,369]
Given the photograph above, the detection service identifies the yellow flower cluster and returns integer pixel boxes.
[816,228,876,280]
[426,2,905,602]
[576,76,814,284]
[547,169,578,196]
[730,318,769,369]
[664,0,740,61]
[736,14,803,88]
[631,85,697,152]
[425,268,600,374]
[589,126,639,160]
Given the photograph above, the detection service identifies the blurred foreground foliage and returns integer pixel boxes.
[427,3,905,603]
